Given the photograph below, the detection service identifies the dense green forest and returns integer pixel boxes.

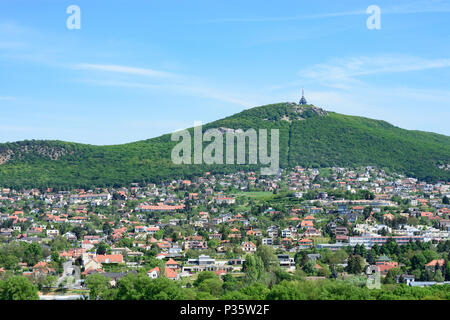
[2,265,450,300]
[0,103,448,189]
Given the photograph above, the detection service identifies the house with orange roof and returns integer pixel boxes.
[298,238,313,249]
[228,231,242,239]
[234,213,243,219]
[147,267,160,279]
[134,225,146,233]
[304,227,321,237]
[165,267,179,280]
[425,259,445,271]
[156,253,168,260]
[165,258,180,269]
[246,229,262,237]
[420,211,434,219]
[215,269,227,277]
[214,196,236,205]
[59,248,86,259]
[82,267,105,276]
[300,220,314,228]
[32,261,56,275]
[95,254,123,264]
[148,237,158,243]
[375,261,399,275]
[241,241,256,253]
[147,266,179,280]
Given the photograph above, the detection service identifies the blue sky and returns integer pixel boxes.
[0,0,450,145]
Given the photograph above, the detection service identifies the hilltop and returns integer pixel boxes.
[0,103,449,189]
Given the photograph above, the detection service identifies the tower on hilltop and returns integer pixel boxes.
[299,88,307,105]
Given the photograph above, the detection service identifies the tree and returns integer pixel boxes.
[266,280,307,300]
[58,278,68,293]
[256,245,278,272]
[443,195,449,205]
[302,260,317,275]
[422,249,439,263]
[51,251,60,263]
[96,241,109,255]
[85,274,111,300]
[43,275,57,293]
[326,249,348,265]
[0,276,39,300]
[239,282,270,299]
[146,278,186,300]
[383,268,402,284]
[242,254,266,284]
[23,243,43,266]
[117,237,134,248]
[115,274,185,300]
[207,239,219,250]
[346,255,365,275]
[154,230,164,240]
[0,254,19,271]
[197,278,223,297]
[410,252,427,270]
[434,269,444,282]
[445,260,450,281]
[294,251,309,268]
[193,271,218,287]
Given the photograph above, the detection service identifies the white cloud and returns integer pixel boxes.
[384,0,450,14]
[266,54,450,135]
[74,63,177,79]
[196,0,450,24]
[298,55,450,89]
[196,10,364,24]
[77,77,258,107]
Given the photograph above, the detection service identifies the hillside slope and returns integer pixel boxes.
[0,103,448,188]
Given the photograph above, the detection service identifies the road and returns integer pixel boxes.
[56,260,81,289]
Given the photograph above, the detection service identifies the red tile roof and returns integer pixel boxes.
[95,254,123,264]
[425,259,445,267]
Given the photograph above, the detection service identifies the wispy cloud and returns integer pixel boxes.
[298,55,450,89]
[384,0,450,14]
[76,75,258,107]
[196,0,450,24]
[196,10,363,24]
[73,63,177,79]
[264,53,450,135]
[73,62,260,105]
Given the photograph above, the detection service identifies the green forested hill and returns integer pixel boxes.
[0,103,448,189]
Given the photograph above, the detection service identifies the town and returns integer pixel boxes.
[0,165,449,300]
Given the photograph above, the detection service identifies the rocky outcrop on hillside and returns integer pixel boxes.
[0,143,72,164]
